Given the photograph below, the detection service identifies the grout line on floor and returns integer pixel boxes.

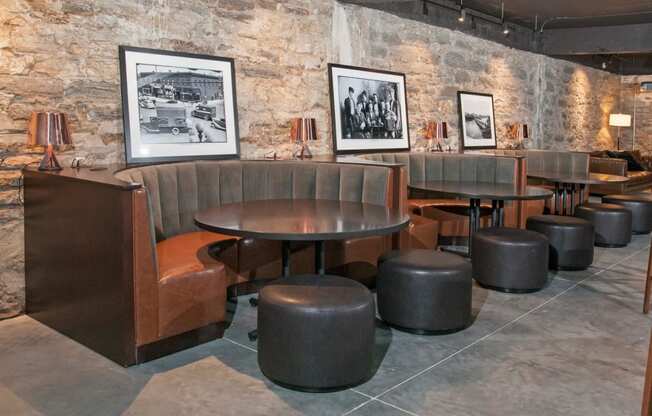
[363,244,649,407]
[222,337,257,353]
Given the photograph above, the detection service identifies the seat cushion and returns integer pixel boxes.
[258,275,375,390]
[157,231,236,281]
[377,250,472,333]
[472,228,549,292]
[156,231,230,339]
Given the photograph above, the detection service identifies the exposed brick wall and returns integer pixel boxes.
[0,0,624,318]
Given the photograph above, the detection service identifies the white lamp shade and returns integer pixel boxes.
[609,114,632,127]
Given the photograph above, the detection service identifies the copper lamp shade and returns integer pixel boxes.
[290,118,317,159]
[424,121,447,151]
[27,112,72,171]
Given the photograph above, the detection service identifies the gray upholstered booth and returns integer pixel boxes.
[357,152,529,233]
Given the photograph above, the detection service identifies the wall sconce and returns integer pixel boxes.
[423,121,447,152]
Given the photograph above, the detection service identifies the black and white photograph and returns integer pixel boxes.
[457,91,497,149]
[120,46,239,164]
[329,64,410,154]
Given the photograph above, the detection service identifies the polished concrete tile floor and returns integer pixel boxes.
[1,235,651,415]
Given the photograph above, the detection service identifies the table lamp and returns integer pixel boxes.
[424,121,447,152]
[609,113,631,151]
[290,118,317,159]
[27,112,72,171]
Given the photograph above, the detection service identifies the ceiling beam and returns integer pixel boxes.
[542,23,652,55]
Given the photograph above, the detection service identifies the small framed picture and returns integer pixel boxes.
[328,64,410,154]
[119,46,240,165]
[457,91,497,150]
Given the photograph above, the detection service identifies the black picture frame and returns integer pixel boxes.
[119,45,240,165]
[457,91,497,150]
[328,63,411,155]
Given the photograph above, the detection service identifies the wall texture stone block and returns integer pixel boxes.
[0,0,640,318]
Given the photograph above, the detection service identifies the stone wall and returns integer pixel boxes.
[621,76,652,155]
[0,0,623,318]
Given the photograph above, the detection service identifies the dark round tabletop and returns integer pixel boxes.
[194,199,410,241]
[527,171,630,185]
[408,181,553,201]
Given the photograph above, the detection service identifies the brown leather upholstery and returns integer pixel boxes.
[590,156,652,195]
[120,160,414,348]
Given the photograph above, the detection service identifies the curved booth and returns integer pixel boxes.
[24,158,436,365]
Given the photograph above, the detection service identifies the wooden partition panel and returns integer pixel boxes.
[24,168,139,366]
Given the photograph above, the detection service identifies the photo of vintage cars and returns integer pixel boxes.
[191,104,217,120]
[210,118,226,131]
[140,101,190,136]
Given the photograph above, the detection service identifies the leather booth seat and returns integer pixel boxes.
[377,250,472,334]
[602,194,652,234]
[574,203,632,247]
[114,160,432,356]
[257,275,375,391]
[472,228,549,293]
[526,215,594,270]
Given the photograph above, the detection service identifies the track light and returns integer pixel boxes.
[458,8,466,22]
[602,61,607,69]
[503,23,510,35]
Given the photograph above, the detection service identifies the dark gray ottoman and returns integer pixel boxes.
[257,275,375,392]
[603,193,652,234]
[574,203,632,247]
[526,215,594,270]
[377,250,472,335]
[472,228,549,293]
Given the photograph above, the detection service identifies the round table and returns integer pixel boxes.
[194,199,410,276]
[408,181,553,256]
[527,171,629,215]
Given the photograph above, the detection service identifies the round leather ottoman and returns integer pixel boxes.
[526,215,594,270]
[603,194,652,234]
[472,228,549,293]
[257,274,375,392]
[574,203,632,248]
[377,250,472,334]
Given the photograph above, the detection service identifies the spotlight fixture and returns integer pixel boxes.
[602,61,607,69]
[500,2,509,36]
[458,8,466,22]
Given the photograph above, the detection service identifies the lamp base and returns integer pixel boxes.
[39,146,63,171]
[293,143,313,159]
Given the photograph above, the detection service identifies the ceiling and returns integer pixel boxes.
[463,0,652,29]
[340,0,652,74]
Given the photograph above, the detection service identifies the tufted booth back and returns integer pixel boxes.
[115,160,392,241]
[359,153,519,185]
[477,149,590,176]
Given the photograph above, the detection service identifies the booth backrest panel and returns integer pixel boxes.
[361,153,518,185]
[476,149,590,176]
[116,160,392,241]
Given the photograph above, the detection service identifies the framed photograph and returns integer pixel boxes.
[119,46,240,165]
[328,64,410,154]
[457,91,497,150]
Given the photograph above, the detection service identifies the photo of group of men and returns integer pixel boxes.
[339,76,403,140]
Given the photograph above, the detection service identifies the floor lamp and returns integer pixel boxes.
[609,113,632,151]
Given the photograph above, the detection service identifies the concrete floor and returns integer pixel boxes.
[1,235,651,416]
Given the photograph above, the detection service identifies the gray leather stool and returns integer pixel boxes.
[574,203,632,247]
[526,215,594,270]
[257,275,375,392]
[472,228,549,293]
[603,194,652,234]
[377,250,472,334]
